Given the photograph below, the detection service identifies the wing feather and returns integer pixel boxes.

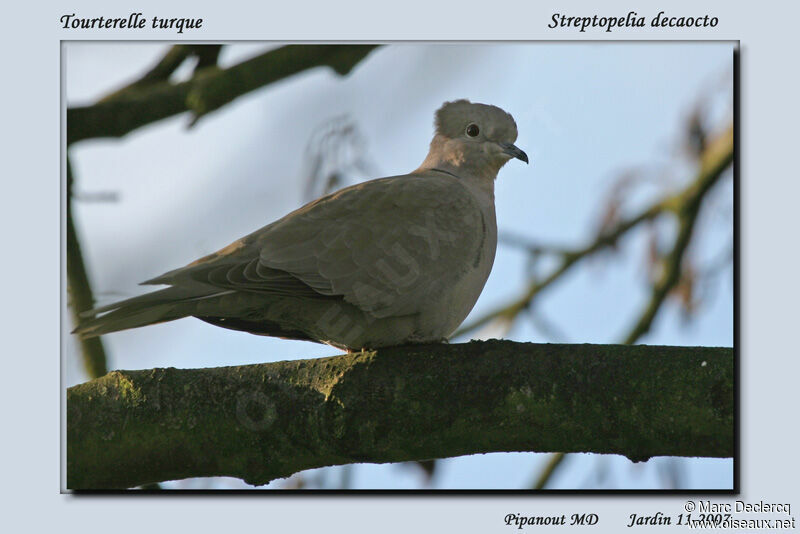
[142,173,484,317]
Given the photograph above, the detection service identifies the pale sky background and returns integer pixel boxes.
[64,42,734,489]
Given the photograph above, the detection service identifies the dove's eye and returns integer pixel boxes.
[465,123,480,137]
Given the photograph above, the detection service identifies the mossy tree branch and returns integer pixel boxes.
[67,340,733,489]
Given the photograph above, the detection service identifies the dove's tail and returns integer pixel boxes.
[72,286,226,338]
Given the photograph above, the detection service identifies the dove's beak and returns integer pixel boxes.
[499,142,529,164]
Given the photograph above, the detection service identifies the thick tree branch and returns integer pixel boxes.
[67,340,732,489]
[67,44,380,145]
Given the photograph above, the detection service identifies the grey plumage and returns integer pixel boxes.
[73,100,528,350]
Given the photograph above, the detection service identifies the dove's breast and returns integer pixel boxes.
[427,188,497,339]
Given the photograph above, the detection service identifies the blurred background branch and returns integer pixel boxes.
[66,158,108,379]
[454,125,732,343]
[67,44,380,144]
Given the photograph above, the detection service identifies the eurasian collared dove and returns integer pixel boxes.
[74,99,528,350]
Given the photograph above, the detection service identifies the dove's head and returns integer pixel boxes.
[419,99,528,181]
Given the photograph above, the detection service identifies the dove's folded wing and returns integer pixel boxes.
[145,173,485,318]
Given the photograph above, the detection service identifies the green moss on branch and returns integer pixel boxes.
[67,340,733,489]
